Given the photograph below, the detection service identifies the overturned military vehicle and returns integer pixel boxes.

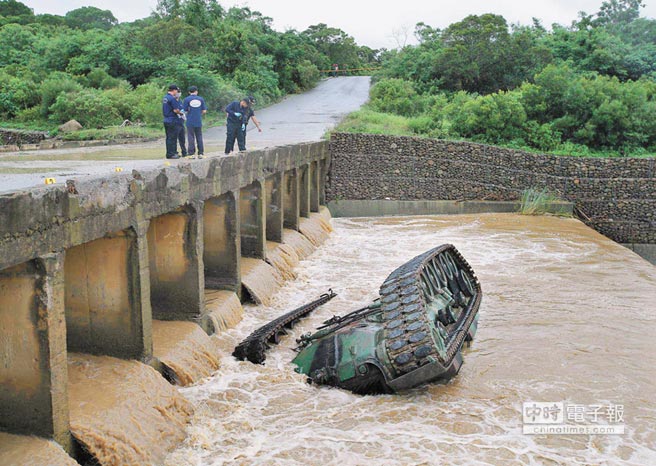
[233,244,481,395]
[292,244,481,394]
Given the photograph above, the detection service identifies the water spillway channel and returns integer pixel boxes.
[164,213,656,465]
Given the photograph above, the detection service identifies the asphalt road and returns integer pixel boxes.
[0,76,370,194]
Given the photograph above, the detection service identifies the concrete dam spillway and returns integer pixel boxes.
[1,134,655,465]
[0,142,333,465]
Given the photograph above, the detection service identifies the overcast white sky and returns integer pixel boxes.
[20,0,656,48]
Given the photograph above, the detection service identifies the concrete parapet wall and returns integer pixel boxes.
[327,133,655,249]
[0,142,328,270]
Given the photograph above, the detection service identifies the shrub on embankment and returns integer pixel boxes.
[337,1,656,158]
[337,69,656,158]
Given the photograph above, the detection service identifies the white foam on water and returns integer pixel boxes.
[166,213,656,466]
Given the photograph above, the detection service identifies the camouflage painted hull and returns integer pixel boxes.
[292,244,482,394]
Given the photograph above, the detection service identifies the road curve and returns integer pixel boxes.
[0,77,370,194]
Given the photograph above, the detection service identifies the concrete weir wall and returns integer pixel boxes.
[328,133,656,263]
[0,141,329,451]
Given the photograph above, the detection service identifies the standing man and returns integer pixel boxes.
[224,96,262,155]
[175,91,188,157]
[183,86,207,159]
[240,96,262,150]
[162,84,182,159]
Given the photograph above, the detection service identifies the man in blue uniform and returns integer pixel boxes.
[162,84,182,159]
[241,96,262,150]
[224,96,262,155]
[183,86,207,159]
[174,92,188,157]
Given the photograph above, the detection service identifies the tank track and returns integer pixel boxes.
[380,245,482,378]
[233,290,337,364]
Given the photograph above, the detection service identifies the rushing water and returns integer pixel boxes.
[68,354,193,465]
[152,321,221,386]
[164,213,656,466]
[0,433,77,466]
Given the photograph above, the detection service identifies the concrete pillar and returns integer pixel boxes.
[0,255,72,450]
[147,205,204,321]
[283,169,300,231]
[240,180,266,259]
[319,158,328,205]
[265,173,284,243]
[203,191,241,292]
[135,222,153,359]
[64,229,150,360]
[299,164,311,218]
[310,161,320,213]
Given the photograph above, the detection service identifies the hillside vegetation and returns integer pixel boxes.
[0,0,375,135]
[337,0,656,157]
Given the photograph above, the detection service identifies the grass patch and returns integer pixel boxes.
[59,125,162,141]
[518,188,571,216]
[330,109,414,138]
[0,120,55,133]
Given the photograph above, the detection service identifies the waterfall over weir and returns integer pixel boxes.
[0,207,335,465]
[153,321,221,386]
[241,211,332,305]
[67,354,193,466]
[0,433,77,466]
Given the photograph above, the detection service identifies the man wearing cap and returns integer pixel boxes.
[183,86,207,159]
[224,96,262,155]
[162,84,183,159]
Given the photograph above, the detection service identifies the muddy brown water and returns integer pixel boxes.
[165,214,656,466]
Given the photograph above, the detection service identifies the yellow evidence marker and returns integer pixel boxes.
[44,178,56,185]
[115,167,123,172]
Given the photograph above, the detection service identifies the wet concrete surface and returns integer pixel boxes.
[0,77,370,194]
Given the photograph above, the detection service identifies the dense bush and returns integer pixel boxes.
[49,89,125,127]
[0,0,375,131]
[123,83,162,125]
[294,60,320,91]
[349,64,656,154]
[362,1,656,155]
[446,91,527,144]
[369,79,421,116]
[0,70,40,117]
[39,72,84,117]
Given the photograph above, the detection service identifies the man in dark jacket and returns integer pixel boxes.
[224,96,262,155]
[162,84,182,159]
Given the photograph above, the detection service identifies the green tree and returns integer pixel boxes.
[65,7,117,30]
[155,0,179,17]
[0,23,37,66]
[303,24,361,70]
[35,14,66,27]
[436,14,512,93]
[595,0,645,27]
[0,0,31,16]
